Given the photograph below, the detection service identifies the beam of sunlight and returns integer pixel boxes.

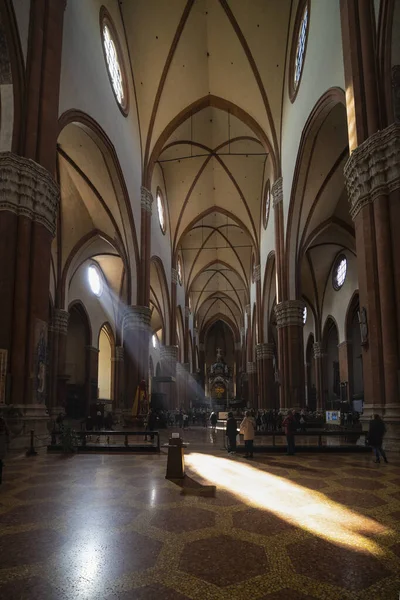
[186,453,390,556]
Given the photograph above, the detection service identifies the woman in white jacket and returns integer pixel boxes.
[240,411,255,458]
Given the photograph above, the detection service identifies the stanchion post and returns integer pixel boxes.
[26,430,38,456]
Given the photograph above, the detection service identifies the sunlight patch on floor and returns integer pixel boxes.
[186,453,389,555]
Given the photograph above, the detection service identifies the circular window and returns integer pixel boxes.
[263,180,271,229]
[332,255,347,290]
[177,256,183,286]
[156,188,166,234]
[289,0,310,102]
[100,8,129,115]
[303,306,307,325]
[88,264,103,297]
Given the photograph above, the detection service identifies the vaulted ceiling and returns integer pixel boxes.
[121,0,293,334]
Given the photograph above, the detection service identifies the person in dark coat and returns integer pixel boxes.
[282,410,296,456]
[368,414,388,463]
[226,412,238,454]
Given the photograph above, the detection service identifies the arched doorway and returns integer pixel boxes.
[98,323,115,411]
[66,303,91,419]
[323,318,340,410]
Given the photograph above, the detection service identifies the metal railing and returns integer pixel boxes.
[49,429,161,452]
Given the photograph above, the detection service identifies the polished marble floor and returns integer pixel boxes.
[0,427,400,599]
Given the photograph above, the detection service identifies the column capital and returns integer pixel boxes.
[344,122,400,220]
[253,264,261,282]
[193,328,198,339]
[247,361,256,374]
[113,346,124,362]
[0,152,60,236]
[272,177,283,208]
[240,326,245,338]
[274,300,305,328]
[185,306,190,319]
[140,186,153,214]
[51,309,69,334]
[245,304,251,316]
[313,342,325,359]
[256,343,275,360]
[160,345,178,362]
[123,305,152,332]
[171,268,178,284]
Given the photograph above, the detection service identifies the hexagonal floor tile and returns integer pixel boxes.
[66,505,142,531]
[0,529,66,568]
[150,506,215,532]
[233,507,294,537]
[0,501,66,526]
[180,535,268,586]
[338,478,385,491]
[105,584,190,600]
[259,589,318,600]
[58,530,162,583]
[288,477,329,491]
[325,490,387,509]
[0,576,67,600]
[288,537,391,592]
[135,486,187,506]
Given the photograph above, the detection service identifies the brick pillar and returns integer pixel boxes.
[344,124,400,448]
[123,306,151,411]
[338,340,352,404]
[0,154,59,430]
[112,346,124,417]
[247,362,257,408]
[256,343,276,409]
[160,345,178,410]
[275,300,305,410]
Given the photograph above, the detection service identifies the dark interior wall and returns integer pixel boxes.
[205,321,234,370]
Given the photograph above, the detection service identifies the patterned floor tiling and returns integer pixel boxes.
[0,429,399,599]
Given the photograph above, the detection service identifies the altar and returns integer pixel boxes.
[208,348,233,405]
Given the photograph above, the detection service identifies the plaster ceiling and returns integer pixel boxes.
[121,0,292,332]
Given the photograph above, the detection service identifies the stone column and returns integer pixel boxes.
[138,187,153,306]
[199,342,206,392]
[112,346,124,418]
[160,345,178,410]
[313,342,325,412]
[338,340,352,404]
[123,306,151,411]
[275,300,305,409]
[170,267,178,345]
[344,124,400,446]
[49,308,69,417]
[0,153,59,437]
[234,341,241,399]
[256,343,276,409]
[85,346,99,415]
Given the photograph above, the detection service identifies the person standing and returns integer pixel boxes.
[210,411,218,431]
[240,411,255,459]
[282,410,296,456]
[226,412,238,454]
[368,414,388,464]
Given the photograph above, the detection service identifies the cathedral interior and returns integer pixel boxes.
[1,0,400,598]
